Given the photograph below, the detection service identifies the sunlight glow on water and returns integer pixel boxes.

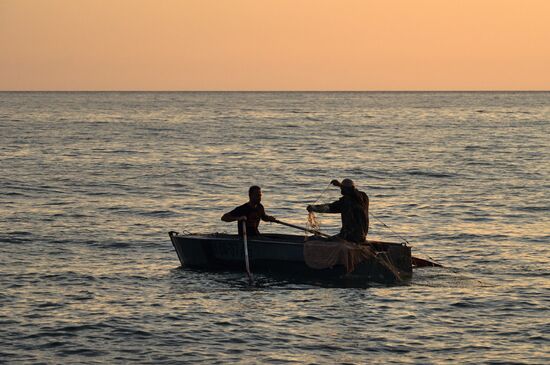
[0,92,549,363]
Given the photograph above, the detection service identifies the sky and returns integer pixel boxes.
[1,0,549,91]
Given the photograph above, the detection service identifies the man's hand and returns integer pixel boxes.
[266,215,277,222]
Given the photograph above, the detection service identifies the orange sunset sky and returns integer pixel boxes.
[1,0,549,91]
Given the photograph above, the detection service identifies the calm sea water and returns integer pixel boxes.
[0,92,548,364]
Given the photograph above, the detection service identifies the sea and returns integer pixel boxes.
[0,92,548,364]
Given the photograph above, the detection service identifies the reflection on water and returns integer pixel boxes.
[0,92,549,363]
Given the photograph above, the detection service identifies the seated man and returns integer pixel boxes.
[221,185,276,236]
[307,179,369,243]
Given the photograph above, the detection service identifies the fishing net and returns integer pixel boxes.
[303,238,403,281]
[305,182,333,236]
[307,211,320,231]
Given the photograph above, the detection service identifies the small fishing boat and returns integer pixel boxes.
[169,231,413,284]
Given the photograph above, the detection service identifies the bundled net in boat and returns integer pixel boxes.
[303,239,403,282]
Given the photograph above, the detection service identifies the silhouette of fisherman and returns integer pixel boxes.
[307,179,369,243]
[221,185,276,236]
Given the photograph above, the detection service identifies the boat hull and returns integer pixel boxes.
[169,232,412,284]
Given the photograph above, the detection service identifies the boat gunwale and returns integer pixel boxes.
[175,234,306,246]
[172,232,407,247]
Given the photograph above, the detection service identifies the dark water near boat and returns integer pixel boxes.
[1,92,548,364]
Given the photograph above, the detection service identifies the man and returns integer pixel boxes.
[221,185,276,236]
[307,179,369,243]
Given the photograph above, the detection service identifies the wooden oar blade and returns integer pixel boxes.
[412,256,443,268]
[242,221,254,285]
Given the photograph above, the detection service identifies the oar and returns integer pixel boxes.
[242,220,254,285]
[273,219,331,238]
[411,256,443,268]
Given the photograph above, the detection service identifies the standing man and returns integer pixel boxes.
[222,185,276,236]
[307,179,369,243]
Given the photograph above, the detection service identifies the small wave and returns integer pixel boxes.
[102,241,131,248]
[165,183,187,188]
[450,300,478,308]
[67,292,95,301]
[56,322,111,333]
[87,191,113,196]
[305,116,322,121]
[22,331,77,340]
[138,210,176,217]
[464,161,492,166]
[6,230,33,236]
[405,169,455,178]
[0,235,33,244]
[45,201,72,206]
[367,185,398,190]
[462,217,495,222]
[514,206,549,212]
[212,320,233,326]
[37,302,66,309]
[222,337,247,344]
[2,191,26,196]
[110,327,153,339]
[501,110,532,114]
[464,145,490,150]
[36,341,65,349]
[109,149,142,154]
[43,272,97,283]
[419,232,509,240]
[58,348,107,357]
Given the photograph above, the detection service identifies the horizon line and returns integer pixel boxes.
[1,90,550,93]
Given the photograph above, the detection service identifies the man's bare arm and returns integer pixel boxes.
[221,213,247,222]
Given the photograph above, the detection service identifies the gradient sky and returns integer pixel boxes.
[1,0,549,90]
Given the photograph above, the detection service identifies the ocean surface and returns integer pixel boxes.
[0,92,548,364]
